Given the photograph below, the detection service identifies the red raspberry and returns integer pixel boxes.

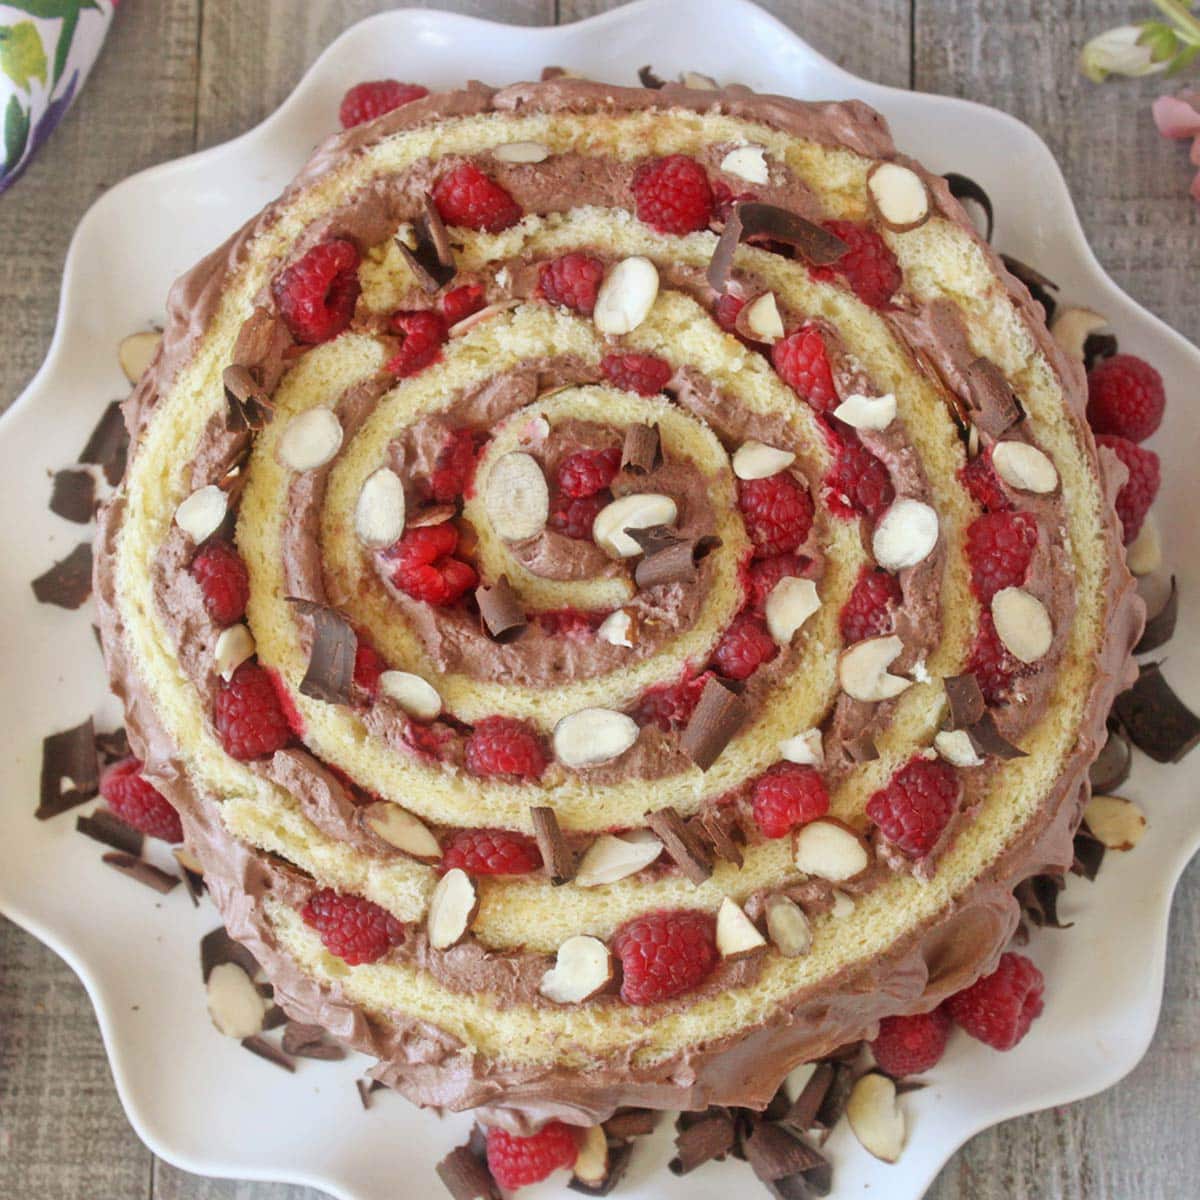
[300,888,404,966]
[338,80,428,129]
[557,447,621,499]
[190,540,249,626]
[946,951,1045,1051]
[711,612,779,680]
[433,162,521,233]
[550,491,608,540]
[538,252,606,314]
[430,428,478,502]
[387,524,477,606]
[440,283,485,327]
[839,567,902,644]
[772,327,838,412]
[214,663,292,761]
[871,1007,953,1077]
[486,1122,579,1190]
[745,554,806,615]
[866,757,959,859]
[631,154,714,235]
[442,829,543,875]
[1086,353,1165,443]
[966,511,1038,602]
[711,178,756,224]
[968,612,1027,705]
[465,716,547,779]
[1095,434,1160,543]
[402,718,449,761]
[353,639,385,699]
[272,239,361,344]
[600,352,673,396]
[536,608,602,638]
[614,909,719,1005]
[634,670,712,731]
[811,220,902,309]
[99,757,183,843]
[266,667,306,738]
[751,763,829,838]
[714,292,746,334]
[738,473,814,557]
[387,309,446,378]
[824,432,894,520]
[961,451,1012,513]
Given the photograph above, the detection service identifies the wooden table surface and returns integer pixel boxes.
[1,2,1196,1197]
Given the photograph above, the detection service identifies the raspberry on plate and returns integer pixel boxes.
[433,162,522,232]
[429,428,479,502]
[961,450,1013,513]
[214,663,293,761]
[965,511,1039,602]
[738,472,815,557]
[272,239,361,344]
[556,446,622,499]
[810,219,902,309]
[300,887,405,965]
[440,282,485,326]
[745,553,806,615]
[100,757,184,843]
[338,80,428,129]
[537,252,606,314]
[866,756,960,859]
[465,716,547,780]
[870,1007,952,1077]
[442,829,544,875]
[711,612,779,680]
[386,309,447,378]
[1095,434,1160,543]
[1086,353,1165,443]
[823,431,894,520]
[634,670,713,732]
[485,1121,579,1190]
[631,154,714,234]
[612,908,719,1005]
[387,523,477,606]
[600,351,673,396]
[550,491,609,540]
[839,566,902,644]
[190,539,249,626]
[946,951,1045,1050]
[751,763,829,838]
[772,326,838,412]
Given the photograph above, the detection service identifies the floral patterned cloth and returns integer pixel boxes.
[0,1,116,194]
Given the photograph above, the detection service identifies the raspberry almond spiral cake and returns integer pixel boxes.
[93,76,1144,1141]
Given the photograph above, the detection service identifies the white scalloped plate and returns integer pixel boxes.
[1,1,1197,1197]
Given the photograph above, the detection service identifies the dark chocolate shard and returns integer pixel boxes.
[356,1077,386,1111]
[943,172,994,242]
[1113,660,1200,763]
[530,805,575,885]
[201,925,260,982]
[32,541,93,609]
[223,363,274,433]
[50,468,97,524]
[101,852,180,894]
[743,1119,828,1184]
[1014,873,1071,930]
[76,808,143,857]
[779,1062,835,1134]
[94,726,130,766]
[1089,725,1132,793]
[645,805,712,885]
[943,673,986,729]
[681,677,748,770]
[37,717,99,819]
[964,357,1024,438]
[568,1139,633,1197]
[1083,331,1119,373]
[637,65,666,89]
[398,193,457,293]
[262,1005,288,1032]
[603,1107,659,1139]
[620,422,661,475]
[999,254,1059,324]
[476,575,527,642]
[844,733,879,763]
[287,598,358,706]
[240,1035,295,1073]
[436,1138,501,1200]
[814,1062,855,1135]
[707,202,847,292]
[1072,827,1106,881]
[965,711,1028,759]
[634,533,720,590]
[282,1021,347,1060]
[697,806,744,867]
[669,1109,737,1175]
[79,400,129,486]
[1135,575,1178,654]
[178,862,205,907]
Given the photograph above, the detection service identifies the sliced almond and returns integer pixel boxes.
[764,894,812,957]
[206,961,266,1039]
[597,609,635,647]
[492,140,550,163]
[592,492,677,557]
[867,161,930,232]
[838,635,911,703]
[175,485,227,542]
[732,439,795,481]
[1083,794,1146,850]
[355,467,406,548]
[992,442,1058,494]
[174,846,204,875]
[872,499,938,571]
[519,414,551,448]
[553,708,639,768]
[593,256,659,335]
[572,1125,610,1188]
[118,330,162,383]
[934,728,983,768]
[847,1073,906,1163]
[485,452,549,542]
[1050,306,1108,361]
[378,670,442,720]
[574,832,663,887]
[779,728,823,766]
[831,890,855,918]
[832,392,897,431]
[1125,513,1161,576]
[793,819,869,882]
[765,576,820,645]
[720,145,769,185]
[427,867,477,950]
[716,896,767,959]
[364,801,441,861]
[214,623,255,682]
[680,70,718,89]
[742,292,785,343]
[539,935,613,1004]
[991,587,1052,663]
[448,298,521,338]
[278,408,343,472]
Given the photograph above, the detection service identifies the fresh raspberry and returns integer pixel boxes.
[946,951,1045,1051]
[430,428,478,502]
[810,220,902,309]
[600,352,673,396]
[714,292,746,334]
[214,663,293,761]
[386,309,446,378]
[537,252,606,314]
[961,451,1012,513]
[353,639,385,699]
[440,283,485,326]
[745,554,806,615]
[613,909,719,1005]
[485,1122,579,1190]
[433,162,521,233]
[824,432,894,520]
[190,540,249,626]
[711,613,779,680]
[99,758,183,843]
[751,763,829,838]
[266,667,306,738]
[442,829,543,875]
[711,178,756,224]
[300,888,404,966]
[1086,353,1165,443]
[634,670,712,732]
[556,447,622,499]
[338,80,428,129]
[968,612,1027,705]
[965,511,1038,602]
[871,1007,953,1077]
[631,154,714,235]
[465,716,547,779]
[536,608,602,638]
[1095,434,1160,543]
[402,717,449,761]
[839,567,902,644]
[865,756,960,859]
[387,523,477,606]
[738,473,814,557]
[772,327,838,412]
[272,239,361,344]
[550,491,608,540]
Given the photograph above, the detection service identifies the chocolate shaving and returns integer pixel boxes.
[1071,828,1106,881]
[779,1063,835,1135]
[50,468,97,524]
[356,1077,385,1110]
[37,718,99,819]
[287,598,357,706]
[645,805,712,885]
[398,193,457,292]
[94,726,130,766]
[240,1035,295,1073]
[620,422,661,474]
[436,1139,501,1200]
[843,733,879,763]
[943,172,994,242]
[944,673,986,729]
[262,1005,288,1032]
[79,400,129,486]
[814,1062,854,1136]
[1015,873,1072,930]
[707,202,847,292]
[964,357,1024,438]
[530,805,575,885]
[681,677,748,770]
[1113,660,1200,763]
[965,711,1027,759]
[101,852,179,894]
[76,808,143,857]
[999,254,1059,324]
[697,806,744,867]
[637,65,666,88]
[32,542,93,609]
[282,1021,346,1060]
[223,363,274,433]
[604,1107,659,1139]
[178,863,205,907]
[568,1140,633,1197]
[1135,575,1178,654]
[634,533,720,590]
[476,575,527,642]
[1089,725,1132,793]
[669,1110,737,1175]
[1083,331,1119,373]
[201,925,260,982]
[743,1119,828,1184]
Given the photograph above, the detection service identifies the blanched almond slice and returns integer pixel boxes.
[214,624,255,682]
[793,819,869,882]
[934,728,983,768]
[847,1072,906,1163]
[427,867,477,949]
[833,392,897,431]
[175,485,227,542]
[597,609,635,647]
[355,467,406,548]
[991,587,1052,663]
[1125,514,1161,576]
[680,70,718,89]
[867,162,930,232]
[378,670,442,720]
[485,452,549,542]
[363,801,441,861]
[721,145,769,184]
[831,890,855,918]
[118,330,162,383]
[592,492,677,557]
[448,298,521,338]
[206,962,266,1039]
[574,832,663,887]
[493,140,550,163]
[838,635,911,702]
[1084,794,1146,850]
[278,408,343,472]
[764,894,812,957]
[716,897,767,959]
[554,708,639,767]
[593,256,659,335]
[1050,306,1108,361]
[572,1125,610,1188]
[765,576,820,645]
[175,846,204,875]
[779,728,823,766]
[872,499,939,571]
[732,439,795,480]
[992,442,1058,494]
[539,935,613,1004]
[742,292,784,342]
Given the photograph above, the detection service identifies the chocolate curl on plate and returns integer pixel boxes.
[101,852,180,894]
[530,805,575,885]
[1135,576,1178,654]
[286,599,358,706]
[645,805,712,885]
[49,468,96,524]
[76,808,143,857]
[476,575,527,642]
[621,422,661,475]
[1113,660,1200,763]
[681,677,748,770]
[240,1036,295,1073]
[282,1021,346,1061]
[707,202,848,292]
[669,1109,737,1175]
[37,717,99,819]
[637,65,666,89]
[79,400,129,486]
[943,172,994,242]
[436,1132,501,1200]
[32,542,93,610]
[397,193,457,292]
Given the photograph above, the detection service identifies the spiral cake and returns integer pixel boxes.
[94,77,1143,1127]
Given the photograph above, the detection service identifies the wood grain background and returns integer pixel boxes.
[0,3,1195,1197]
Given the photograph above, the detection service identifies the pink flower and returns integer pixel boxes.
[1152,91,1200,202]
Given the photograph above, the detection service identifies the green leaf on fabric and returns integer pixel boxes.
[0,22,48,92]
[3,2,99,19]
[51,8,77,84]
[4,93,31,172]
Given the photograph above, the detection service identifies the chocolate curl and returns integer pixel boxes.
[1015,873,1072,930]
[779,1062,836,1134]
[568,1140,634,1197]
[397,193,457,292]
[287,599,358,706]
[476,575,528,642]
[633,533,720,590]
[1113,660,1200,763]
[637,65,666,88]
[101,852,180,894]
[964,711,1027,759]
[94,726,131,766]
[530,805,575,885]
[436,1139,501,1200]
[742,1119,828,1185]
[1084,331,1119,372]
[356,1077,385,1110]
[76,809,143,857]
[80,400,129,486]
[943,673,985,729]
[201,925,260,982]
[1135,575,1178,654]
[999,254,1059,324]
[645,806,712,885]
[282,1021,346,1060]
[621,422,661,474]
[669,1110,737,1175]
[1072,827,1106,881]
[32,542,93,610]
[964,357,1024,438]
[681,677,748,770]
[240,1036,295,1073]
[844,733,879,763]
[37,717,99,819]
[707,202,848,292]
[1089,725,1132,793]
[223,363,274,433]
[50,468,97,524]
[603,1108,659,1139]
[943,172,994,242]
[697,806,744,867]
